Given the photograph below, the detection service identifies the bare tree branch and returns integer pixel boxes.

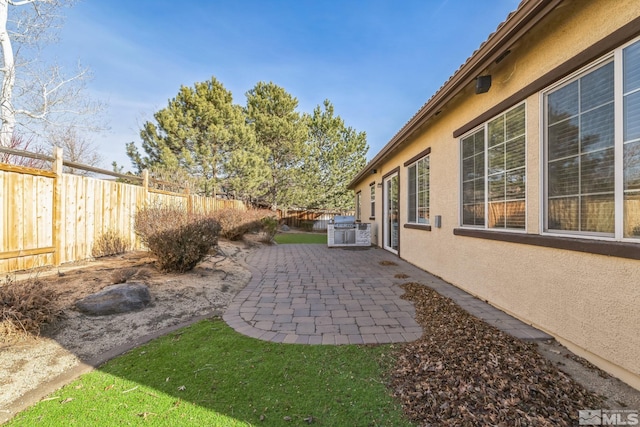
[47,125,102,174]
[0,0,101,148]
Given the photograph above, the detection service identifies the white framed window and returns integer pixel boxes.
[355,191,362,221]
[370,184,376,218]
[407,156,430,224]
[461,103,526,229]
[543,37,640,240]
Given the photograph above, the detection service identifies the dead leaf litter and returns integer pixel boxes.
[390,282,606,426]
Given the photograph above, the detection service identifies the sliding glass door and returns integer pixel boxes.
[383,173,399,253]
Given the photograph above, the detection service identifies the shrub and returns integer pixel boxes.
[0,276,63,342]
[300,220,315,232]
[92,229,131,258]
[145,218,221,272]
[213,208,274,241]
[260,215,279,243]
[134,204,221,273]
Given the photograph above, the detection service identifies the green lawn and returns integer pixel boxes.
[274,232,327,244]
[9,318,413,426]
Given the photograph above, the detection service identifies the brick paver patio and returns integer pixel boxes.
[223,244,552,345]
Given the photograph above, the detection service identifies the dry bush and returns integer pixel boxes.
[111,267,152,284]
[134,204,221,273]
[111,268,138,284]
[92,229,131,258]
[145,218,221,272]
[0,276,63,342]
[212,208,275,241]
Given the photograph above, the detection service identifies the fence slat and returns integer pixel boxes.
[23,174,36,255]
[0,171,5,253]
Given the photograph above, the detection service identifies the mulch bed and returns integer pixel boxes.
[390,283,605,426]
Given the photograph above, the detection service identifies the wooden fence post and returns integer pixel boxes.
[52,147,63,266]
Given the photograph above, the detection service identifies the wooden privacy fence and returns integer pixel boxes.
[279,209,355,231]
[0,147,244,274]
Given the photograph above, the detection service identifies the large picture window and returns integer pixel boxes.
[407,156,430,224]
[544,38,640,239]
[461,104,526,229]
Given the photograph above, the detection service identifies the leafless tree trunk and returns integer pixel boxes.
[0,0,104,148]
[0,0,18,146]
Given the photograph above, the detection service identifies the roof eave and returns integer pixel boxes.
[348,0,563,189]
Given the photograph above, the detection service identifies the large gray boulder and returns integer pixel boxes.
[76,283,152,316]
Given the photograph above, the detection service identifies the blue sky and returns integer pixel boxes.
[51,0,521,169]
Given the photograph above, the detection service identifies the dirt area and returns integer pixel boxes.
[0,239,255,423]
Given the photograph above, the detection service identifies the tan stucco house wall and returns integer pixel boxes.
[350,0,640,390]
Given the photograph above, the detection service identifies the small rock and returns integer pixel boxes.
[280,224,290,232]
[76,283,151,316]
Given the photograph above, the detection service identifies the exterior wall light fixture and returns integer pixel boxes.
[475,75,492,94]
